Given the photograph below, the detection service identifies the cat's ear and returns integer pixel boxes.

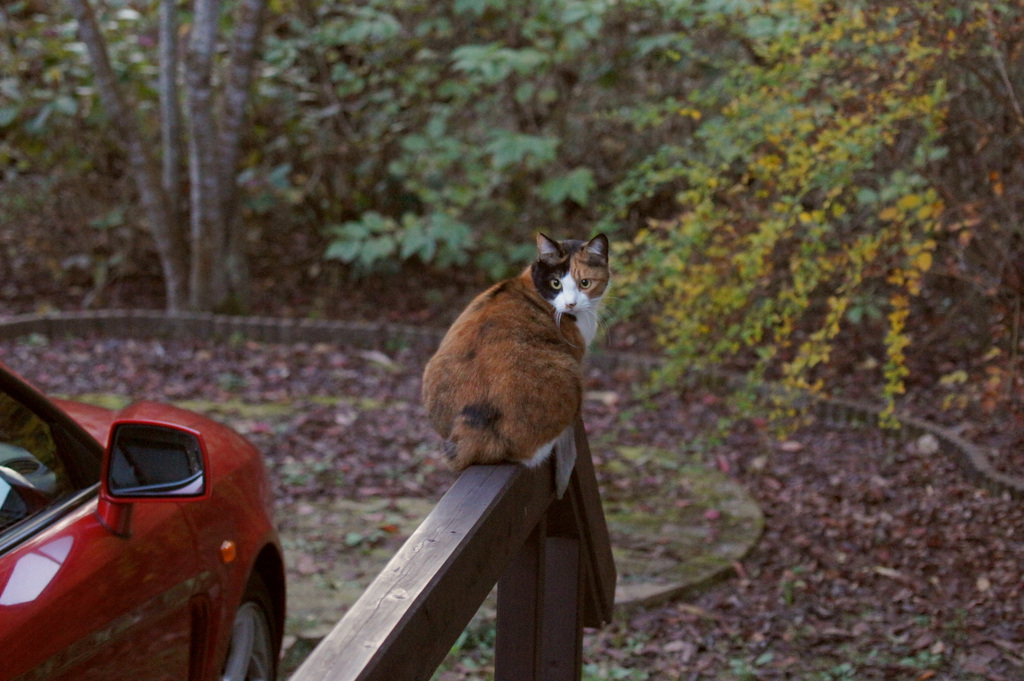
[585,234,609,261]
[537,233,561,257]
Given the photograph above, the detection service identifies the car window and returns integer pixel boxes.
[0,392,76,533]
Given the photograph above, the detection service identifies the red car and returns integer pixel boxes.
[0,363,285,681]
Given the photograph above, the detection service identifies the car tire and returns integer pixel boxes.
[221,574,278,681]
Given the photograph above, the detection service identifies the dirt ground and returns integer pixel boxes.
[1,333,1022,680]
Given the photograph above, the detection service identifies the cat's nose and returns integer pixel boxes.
[565,301,576,309]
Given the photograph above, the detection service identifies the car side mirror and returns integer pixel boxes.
[105,423,208,499]
[98,422,210,536]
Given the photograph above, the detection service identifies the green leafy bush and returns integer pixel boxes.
[324,211,473,274]
[257,0,695,276]
[1,7,107,175]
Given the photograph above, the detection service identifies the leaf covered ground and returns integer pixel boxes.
[1,334,1022,680]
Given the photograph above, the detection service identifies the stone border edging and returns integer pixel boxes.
[0,309,446,352]
[1,309,1019,501]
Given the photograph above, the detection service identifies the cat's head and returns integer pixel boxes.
[531,233,610,327]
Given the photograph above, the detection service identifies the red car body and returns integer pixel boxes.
[0,364,285,681]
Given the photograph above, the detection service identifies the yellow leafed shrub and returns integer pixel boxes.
[615,0,962,417]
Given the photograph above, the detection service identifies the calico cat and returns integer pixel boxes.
[422,233,610,480]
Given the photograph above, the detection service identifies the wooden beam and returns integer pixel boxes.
[290,462,555,681]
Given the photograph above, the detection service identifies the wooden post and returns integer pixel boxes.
[540,535,583,680]
[495,522,546,680]
[495,475,590,680]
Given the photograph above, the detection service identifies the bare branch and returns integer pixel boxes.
[982,3,1024,127]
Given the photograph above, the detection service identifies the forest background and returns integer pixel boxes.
[1,0,1023,421]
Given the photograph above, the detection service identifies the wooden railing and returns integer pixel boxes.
[289,419,617,681]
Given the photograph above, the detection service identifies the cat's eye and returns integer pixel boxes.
[579,279,592,289]
[549,279,562,290]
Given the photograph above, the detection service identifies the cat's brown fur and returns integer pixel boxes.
[422,233,608,471]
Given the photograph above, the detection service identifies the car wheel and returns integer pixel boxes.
[221,575,277,681]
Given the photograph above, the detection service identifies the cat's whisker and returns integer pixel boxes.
[590,291,623,305]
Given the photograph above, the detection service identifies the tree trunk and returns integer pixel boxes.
[72,0,266,313]
[184,0,228,311]
[218,0,268,309]
[159,0,184,229]
[70,0,190,311]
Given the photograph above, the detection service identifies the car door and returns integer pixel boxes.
[0,380,203,681]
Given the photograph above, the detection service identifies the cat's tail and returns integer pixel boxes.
[442,433,509,471]
[440,411,507,471]
[442,405,511,471]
